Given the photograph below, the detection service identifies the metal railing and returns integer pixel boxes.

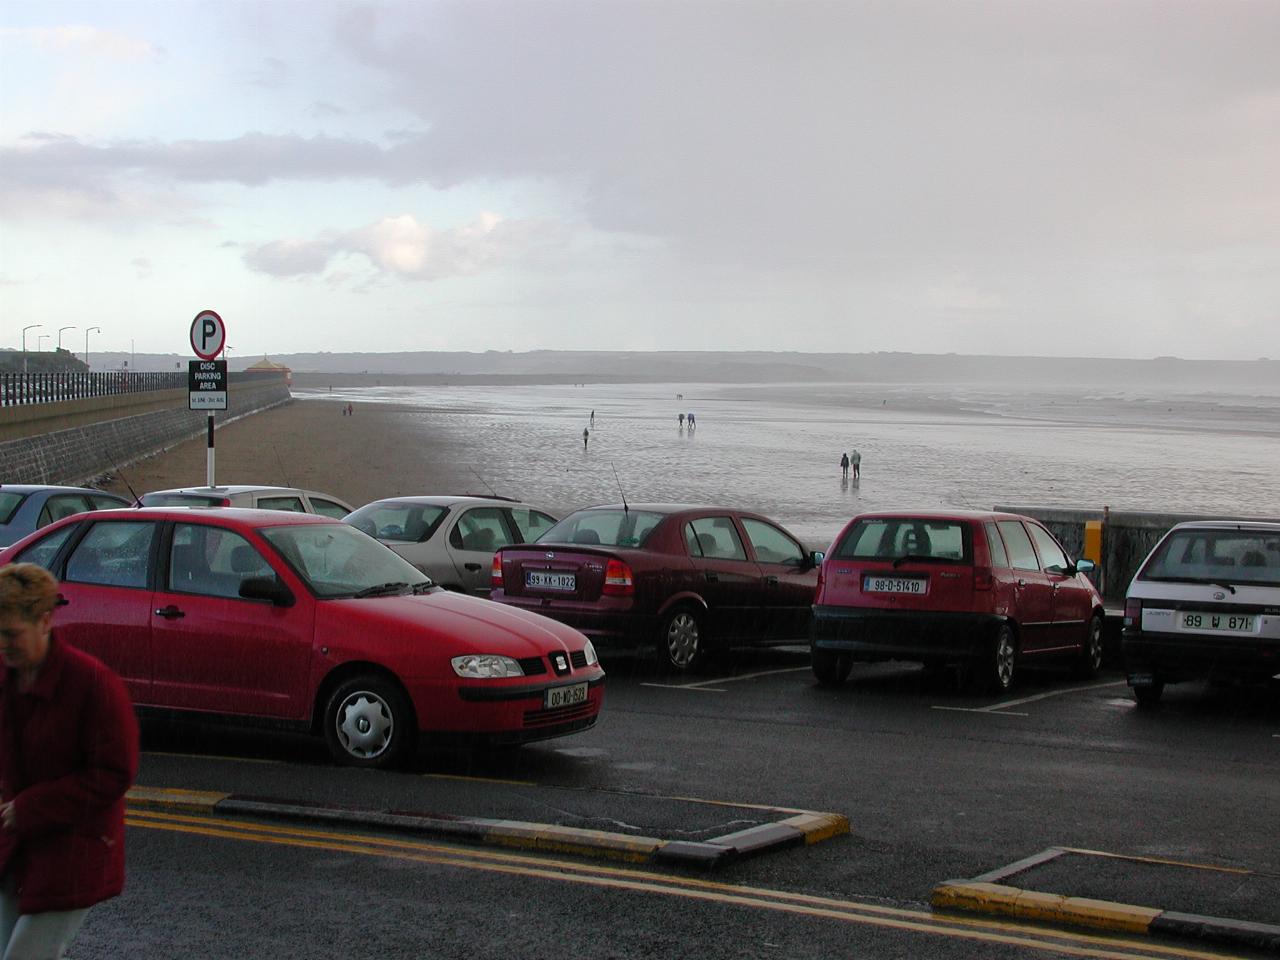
[0,370,285,407]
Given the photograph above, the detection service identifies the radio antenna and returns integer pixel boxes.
[272,445,292,487]
[611,462,629,514]
[468,467,499,498]
[102,450,140,504]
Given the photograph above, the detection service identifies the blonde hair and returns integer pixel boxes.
[0,563,59,622]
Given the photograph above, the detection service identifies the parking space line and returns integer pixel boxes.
[932,707,1030,717]
[642,666,809,692]
[932,680,1125,717]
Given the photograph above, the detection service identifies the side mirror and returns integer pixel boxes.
[239,577,295,607]
[1073,559,1096,575]
[803,550,825,570]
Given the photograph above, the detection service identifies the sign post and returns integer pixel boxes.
[189,310,227,488]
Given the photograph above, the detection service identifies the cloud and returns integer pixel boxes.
[242,212,566,281]
[0,25,160,61]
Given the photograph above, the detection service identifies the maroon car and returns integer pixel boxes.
[490,503,822,671]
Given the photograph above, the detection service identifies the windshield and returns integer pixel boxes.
[0,492,27,525]
[1140,529,1280,587]
[345,501,450,543]
[261,522,431,598]
[834,518,971,563]
[538,510,665,548]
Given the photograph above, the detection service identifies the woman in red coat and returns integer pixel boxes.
[0,563,139,959]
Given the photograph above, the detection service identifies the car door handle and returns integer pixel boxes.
[1017,579,1027,587]
[464,563,482,572]
[764,575,779,585]
[154,605,185,619]
[704,572,719,582]
[55,594,70,607]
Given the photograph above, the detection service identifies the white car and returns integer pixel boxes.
[344,495,557,596]
[1122,520,1280,705]
[139,485,353,519]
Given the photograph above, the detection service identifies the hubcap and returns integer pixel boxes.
[666,613,700,668]
[336,691,393,759]
[995,631,1015,688]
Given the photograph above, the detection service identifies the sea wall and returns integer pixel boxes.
[996,504,1280,603]
[0,380,292,486]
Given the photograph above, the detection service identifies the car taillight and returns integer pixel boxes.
[491,554,503,589]
[1124,597,1142,627]
[815,564,826,600]
[974,566,993,591]
[602,558,634,596]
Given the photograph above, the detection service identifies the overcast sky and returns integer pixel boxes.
[2,1,1278,360]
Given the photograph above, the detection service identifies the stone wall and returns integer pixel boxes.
[0,381,292,486]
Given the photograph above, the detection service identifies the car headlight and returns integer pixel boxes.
[583,639,598,666]
[451,654,525,679]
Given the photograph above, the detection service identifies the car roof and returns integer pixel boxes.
[0,484,127,497]
[87,506,340,526]
[844,510,1029,521]
[361,495,525,507]
[565,503,733,514]
[1165,520,1280,533]
[144,485,315,496]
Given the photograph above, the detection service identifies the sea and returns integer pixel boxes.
[295,380,1280,550]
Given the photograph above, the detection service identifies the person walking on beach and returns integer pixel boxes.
[0,563,139,960]
[583,427,590,450]
[840,452,850,479]
[678,413,685,428]
[590,410,595,427]
[850,448,861,479]
[687,412,696,430]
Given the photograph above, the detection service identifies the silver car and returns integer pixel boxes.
[138,484,354,518]
[344,495,558,596]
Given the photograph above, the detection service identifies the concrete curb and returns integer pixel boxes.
[933,877,1280,955]
[126,786,849,870]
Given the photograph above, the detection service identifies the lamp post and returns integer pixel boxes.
[57,325,76,352]
[85,326,101,370]
[21,324,42,374]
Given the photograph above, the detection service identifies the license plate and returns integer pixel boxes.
[526,570,576,591]
[863,576,927,594]
[1178,611,1256,634]
[544,682,588,710]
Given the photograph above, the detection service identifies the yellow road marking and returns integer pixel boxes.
[1057,847,1253,875]
[422,772,537,787]
[126,810,1245,960]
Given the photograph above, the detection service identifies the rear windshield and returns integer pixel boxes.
[140,493,228,507]
[834,518,971,563]
[1139,529,1280,586]
[538,510,665,548]
[0,492,27,525]
[345,502,450,542]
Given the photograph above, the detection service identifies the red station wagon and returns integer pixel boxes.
[0,508,604,767]
[810,510,1104,692]
[490,503,822,671]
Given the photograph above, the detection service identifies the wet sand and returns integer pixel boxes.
[98,398,464,509]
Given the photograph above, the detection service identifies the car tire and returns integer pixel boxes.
[971,623,1017,695]
[1132,680,1164,708]
[323,674,416,769]
[812,648,852,686]
[659,606,708,673]
[1074,614,1105,679]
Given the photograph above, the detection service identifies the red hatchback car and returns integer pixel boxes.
[0,508,604,768]
[810,511,1104,692]
[490,503,822,671]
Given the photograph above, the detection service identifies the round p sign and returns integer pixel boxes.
[190,309,226,360]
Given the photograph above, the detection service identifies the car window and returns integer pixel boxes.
[140,493,227,507]
[89,495,129,510]
[834,518,970,563]
[996,521,1040,572]
[261,522,427,598]
[14,524,76,570]
[740,518,804,565]
[64,520,156,589]
[509,508,556,543]
[256,495,307,512]
[1027,522,1069,574]
[37,495,91,529]
[169,523,276,599]
[1140,529,1280,586]
[539,510,665,548]
[984,522,1010,568]
[0,492,27,525]
[450,507,512,553]
[308,497,350,519]
[346,502,449,542]
[687,517,749,561]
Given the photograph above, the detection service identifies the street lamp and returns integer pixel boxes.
[57,325,76,352]
[21,323,42,374]
[85,326,101,369]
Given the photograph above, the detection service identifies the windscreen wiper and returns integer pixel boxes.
[352,581,409,598]
[1211,581,1237,595]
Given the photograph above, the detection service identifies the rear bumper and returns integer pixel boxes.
[1122,630,1280,684]
[811,606,1001,662]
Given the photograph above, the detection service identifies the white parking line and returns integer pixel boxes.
[641,666,810,692]
[931,680,1126,717]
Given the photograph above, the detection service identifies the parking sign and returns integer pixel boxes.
[190,309,226,360]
